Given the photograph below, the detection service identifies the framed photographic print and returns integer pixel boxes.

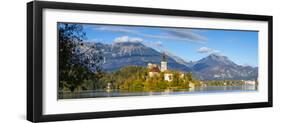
[27,1,273,122]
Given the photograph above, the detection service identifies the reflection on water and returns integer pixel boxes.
[59,85,257,99]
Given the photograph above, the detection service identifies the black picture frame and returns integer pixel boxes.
[27,1,273,122]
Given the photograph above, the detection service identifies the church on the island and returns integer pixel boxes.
[147,52,174,82]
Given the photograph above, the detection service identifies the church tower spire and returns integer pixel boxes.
[162,52,167,62]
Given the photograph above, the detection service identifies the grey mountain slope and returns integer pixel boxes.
[192,54,258,80]
[86,42,192,72]
[82,42,257,80]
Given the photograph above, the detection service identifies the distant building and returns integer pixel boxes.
[147,63,158,69]
[189,82,195,89]
[148,64,160,77]
[164,73,173,82]
[244,80,256,85]
[189,82,195,91]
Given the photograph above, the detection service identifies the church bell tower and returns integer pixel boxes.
[161,52,167,72]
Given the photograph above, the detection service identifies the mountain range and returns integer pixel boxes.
[82,41,258,80]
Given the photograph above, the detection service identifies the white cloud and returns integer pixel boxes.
[142,41,164,51]
[113,36,143,43]
[155,41,163,47]
[164,29,207,42]
[95,26,207,43]
[197,47,220,54]
[197,47,213,53]
[96,26,138,34]
[129,37,143,42]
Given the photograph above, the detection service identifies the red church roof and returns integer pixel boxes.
[150,66,160,72]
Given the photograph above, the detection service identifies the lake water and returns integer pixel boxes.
[59,85,257,99]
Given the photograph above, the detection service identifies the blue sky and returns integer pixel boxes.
[79,23,258,67]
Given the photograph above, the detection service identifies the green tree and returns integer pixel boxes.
[58,23,103,92]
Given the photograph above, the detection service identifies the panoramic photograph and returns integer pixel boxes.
[58,22,259,99]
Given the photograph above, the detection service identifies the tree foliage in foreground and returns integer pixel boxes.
[58,23,103,92]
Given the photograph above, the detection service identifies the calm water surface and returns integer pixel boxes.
[59,85,257,99]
